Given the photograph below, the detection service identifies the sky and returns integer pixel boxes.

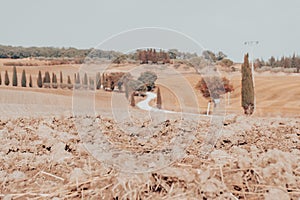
[1,0,300,62]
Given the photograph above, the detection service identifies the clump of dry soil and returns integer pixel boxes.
[0,115,299,199]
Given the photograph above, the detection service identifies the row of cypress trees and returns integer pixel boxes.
[0,66,32,87]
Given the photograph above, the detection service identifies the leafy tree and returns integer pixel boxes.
[4,70,9,86]
[241,53,255,115]
[12,66,17,86]
[137,71,157,91]
[196,76,233,99]
[29,75,32,87]
[203,50,217,62]
[291,54,296,69]
[21,69,26,87]
[96,72,101,89]
[37,70,43,88]
[156,87,162,109]
[269,56,276,67]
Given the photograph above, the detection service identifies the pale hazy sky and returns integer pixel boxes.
[1,0,300,62]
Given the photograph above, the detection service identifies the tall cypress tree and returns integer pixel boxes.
[83,73,88,89]
[37,70,43,88]
[29,75,32,87]
[67,75,73,89]
[0,71,2,85]
[12,66,17,86]
[44,71,51,88]
[241,53,255,115]
[156,87,162,109]
[96,72,101,90]
[4,70,9,86]
[60,71,63,84]
[21,69,26,87]
[52,73,58,89]
[130,92,135,107]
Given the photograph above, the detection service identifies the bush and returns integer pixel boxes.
[270,67,283,73]
[256,66,271,72]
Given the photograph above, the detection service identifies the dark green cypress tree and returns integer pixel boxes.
[0,71,2,85]
[12,66,17,86]
[37,70,43,88]
[52,73,58,89]
[241,53,255,115]
[60,71,63,84]
[21,69,26,87]
[96,72,101,90]
[130,92,135,107]
[67,75,73,89]
[89,78,94,90]
[29,75,32,87]
[44,71,51,88]
[4,70,9,86]
[83,73,88,89]
[156,86,162,109]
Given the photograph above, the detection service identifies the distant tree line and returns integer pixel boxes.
[0,45,121,60]
[255,54,300,73]
[137,49,171,64]
[0,67,158,106]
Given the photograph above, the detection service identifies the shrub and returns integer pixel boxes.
[4,70,9,86]
[270,67,283,73]
[283,68,296,73]
[21,69,26,87]
[12,66,17,87]
[241,53,254,115]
